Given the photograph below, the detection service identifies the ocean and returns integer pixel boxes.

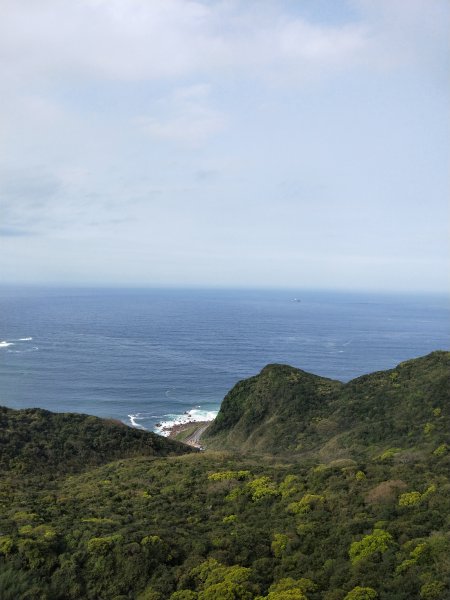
[0,287,448,434]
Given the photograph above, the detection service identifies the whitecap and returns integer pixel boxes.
[19,337,33,341]
[188,408,219,422]
[0,341,14,348]
[128,413,147,430]
[153,407,218,437]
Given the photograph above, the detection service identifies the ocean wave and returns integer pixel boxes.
[153,408,218,437]
[127,413,148,430]
[0,341,14,348]
[1,337,33,348]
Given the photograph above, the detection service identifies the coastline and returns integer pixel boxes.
[165,420,212,448]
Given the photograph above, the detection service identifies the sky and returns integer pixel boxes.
[0,0,448,293]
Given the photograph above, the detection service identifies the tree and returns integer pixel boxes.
[257,577,316,600]
[344,587,378,600]
[349,529,393,565]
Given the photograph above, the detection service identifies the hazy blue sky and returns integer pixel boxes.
[1,0,448,292]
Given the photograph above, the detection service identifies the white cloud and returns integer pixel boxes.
[0,0,221,81]
[1,0,446,88]
[0,0,448,290]
[0,1,369,84]
[352,0,449,74]
[137,84,226,146]
[278,20,366,65]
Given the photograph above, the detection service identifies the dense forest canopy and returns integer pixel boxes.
[0,351,448,599]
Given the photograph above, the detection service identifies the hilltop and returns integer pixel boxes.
[204,351,450,459]
[0,406,194,475]
[0,352,448,600]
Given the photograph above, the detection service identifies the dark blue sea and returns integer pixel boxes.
[0,287,448,433]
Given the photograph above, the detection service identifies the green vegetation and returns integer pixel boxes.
[204,351,450,459]
[172,424,199,443]
[0,351,448,598]
[204,364,343,455]
[0,406,194,474]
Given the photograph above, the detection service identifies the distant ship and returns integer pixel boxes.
[291,298,301,303]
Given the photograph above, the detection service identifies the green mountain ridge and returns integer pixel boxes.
[0,406,194,475]
[204,351,450,459]
[0,351,448,600]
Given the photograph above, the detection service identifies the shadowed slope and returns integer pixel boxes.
[0,406,195,475]
[204,364,342,453]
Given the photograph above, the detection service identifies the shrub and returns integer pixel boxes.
[377,448,400,462]
[208,471,251,482]
[87,534,122,554]
[271,533,290,558]
[398,491,422,507]
[420,581,447,600]
[247,477,279,501]
[287,494,324,514]
[0,536,13,555]
[344,587,378,600]
[222,515,237,524]
[433,444,447,457]
[349,529,393,565]
[279,475,302,498]
[396,542,428,573]
[258,577,316,599]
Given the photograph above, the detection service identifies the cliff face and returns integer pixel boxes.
[0,406,195,474]
[203,351,450,458]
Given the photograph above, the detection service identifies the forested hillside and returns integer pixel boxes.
[204,351,450,458]
[0,352,448,599]
[0,406,193,475]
